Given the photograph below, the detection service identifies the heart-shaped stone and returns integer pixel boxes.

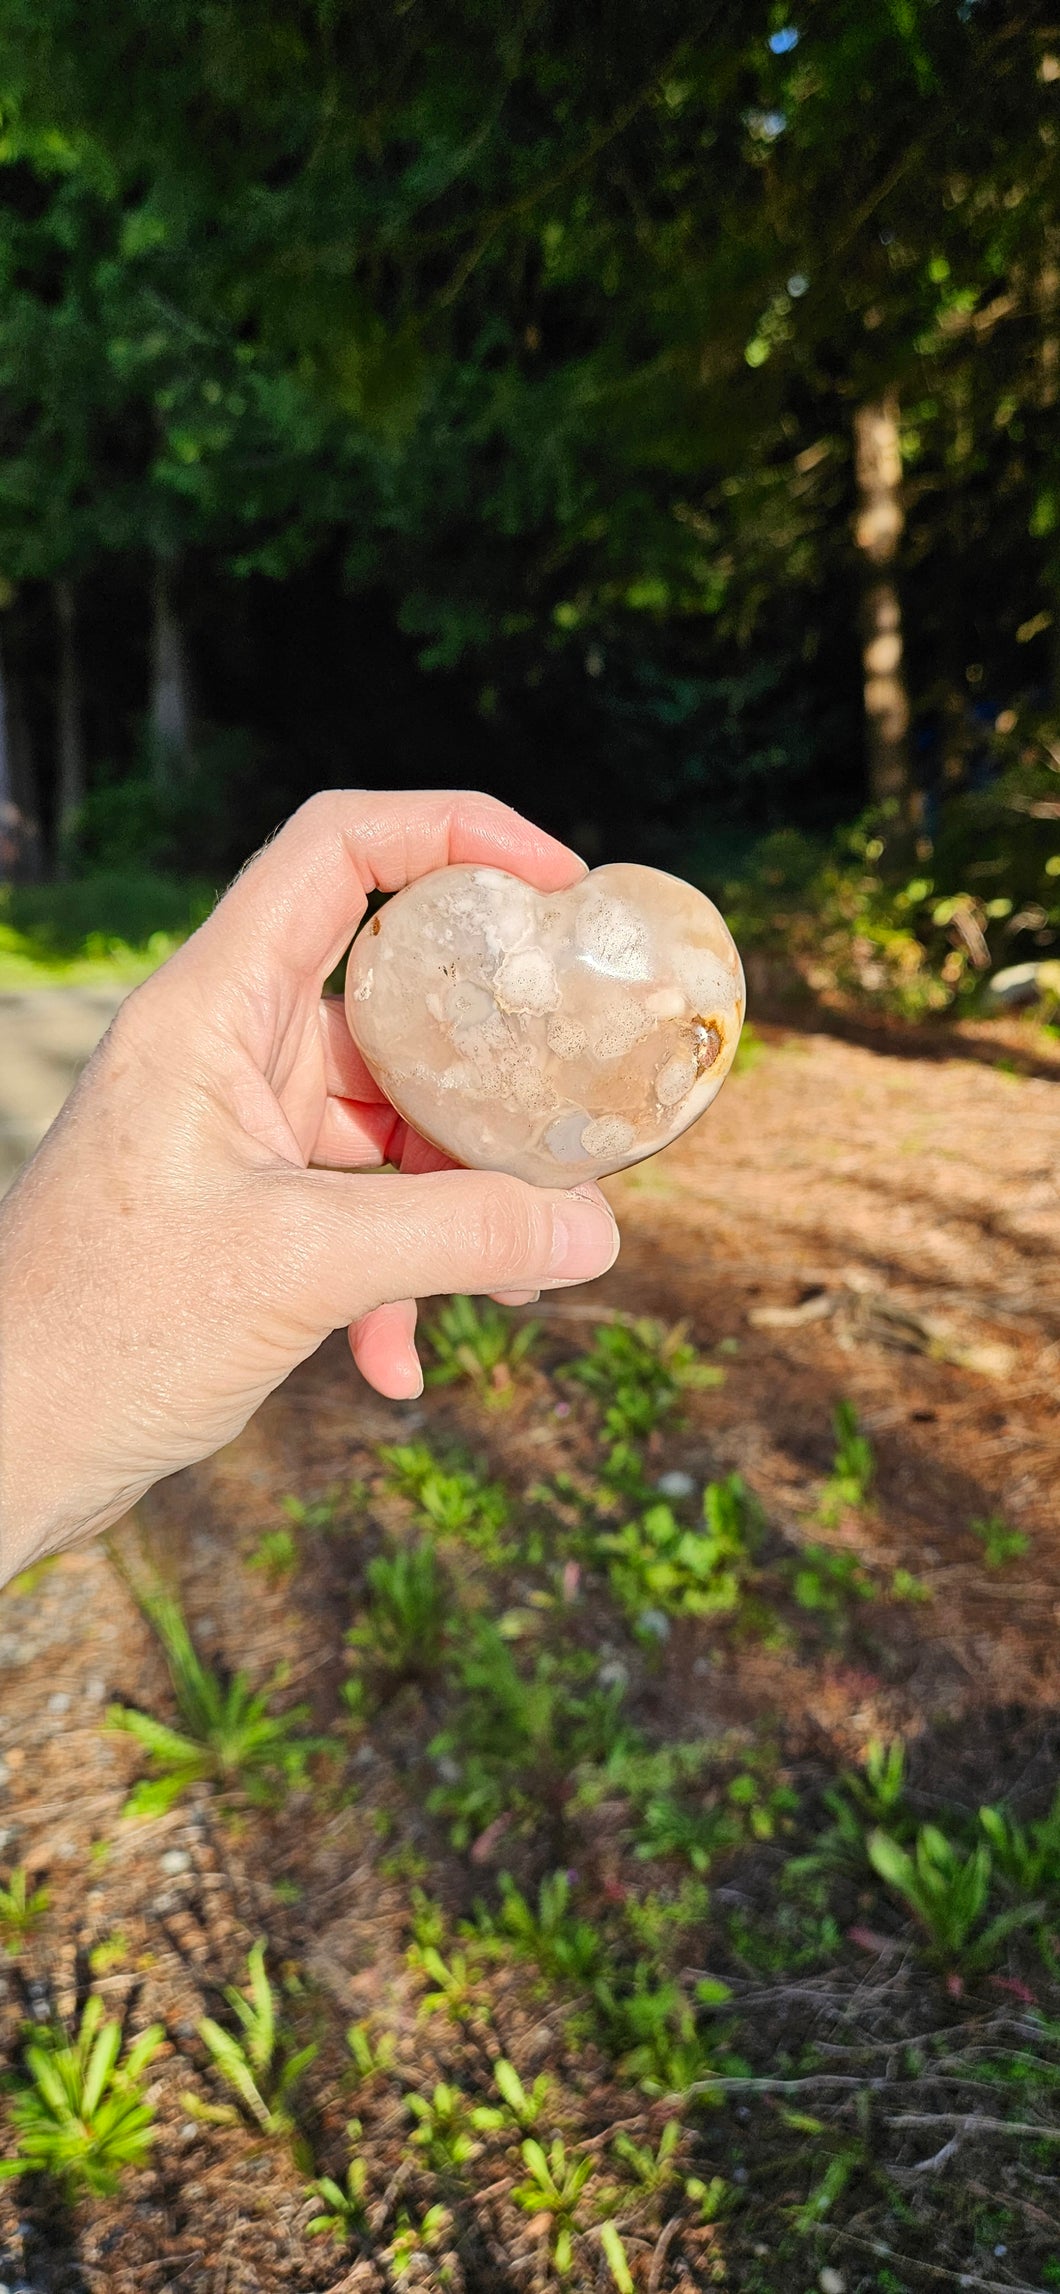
[345,862,744,1186]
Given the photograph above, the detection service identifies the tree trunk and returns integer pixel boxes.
[1036,231,1060,711]
[54,577,87,863]
[854,394,913,817]
[0,634,41,883]
[149,557,194,786]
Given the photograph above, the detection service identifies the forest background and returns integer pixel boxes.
[0,0,1059,1021]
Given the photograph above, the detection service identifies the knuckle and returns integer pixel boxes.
[474,1175,544,1280]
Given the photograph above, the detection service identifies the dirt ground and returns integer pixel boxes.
[0,1007,1057,2294]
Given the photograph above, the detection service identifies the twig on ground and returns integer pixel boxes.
[647,2214,683,2294]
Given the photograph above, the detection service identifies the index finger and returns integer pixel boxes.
[197,789,587,988]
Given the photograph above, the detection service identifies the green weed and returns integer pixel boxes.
[410,1942,485,2025]
[406,2080,479,2171]
[973,1513,1030,1569]
[486,1869,604,1985]
[306,2134,369,2239]
[186,1939,317,2135]
[513,2136,595,2275]
[0,1996,164,2195]
[346,2020,397,2081]
[599,1474,763,1624]
[247,1527,298,1584]
[980,1787,1060,1897]
[423,1293,540,1404]
[612,2116,682,2191]
[562,1316,722,1484]
[428,1623,624,1846]
[107,1586,327,1814]
[346,1539,452,1687]
[868,1824,1042,1969]
[790,1541,875,1617]
[819,1400,876,1521]
[0,1867,50,1954]
[377,1442,512,1558]
[485,2057,552,2133]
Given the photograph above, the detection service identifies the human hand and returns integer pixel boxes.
[0,791,620,1577]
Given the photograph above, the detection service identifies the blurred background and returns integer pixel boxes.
[0,0,1058,1046]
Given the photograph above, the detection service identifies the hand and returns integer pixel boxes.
[0,790,620,1577]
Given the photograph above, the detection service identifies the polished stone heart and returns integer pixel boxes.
[345,862,744,1186]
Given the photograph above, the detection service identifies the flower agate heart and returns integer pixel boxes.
[345,862,744,1186]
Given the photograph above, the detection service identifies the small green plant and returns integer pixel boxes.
[428,1624,624,1846]
[0,1867,50,1954]
[410,1942,484,2025]
[868,1825,1041,1968]
[513,2136,595,2275]
[790,1541,875,1617]
[384,2203,450,2282]
[107,1586,327,1814]
[488,1870,604,1985]
[890,1566,932,1603]
[612,2116,682,2191]
[596,1967,716,2096]
[486,2057,552,2132]
[423,1293,540,1403]
[792,1739,911,1883]
[377,1442,512,1557]
[597,2221,636,2294]
[563,1316,722,1464]
[306,2132,369,2240]
[247,1527,298,1584]
[972,1513,1030,1569]
[819,1400,876,1521]
[406,2080,479,2171]
[346,2019,397,2080]
[599,1474,763,1623]
[347,1539,452,1686]
[980,1787,1060,1898]
[187,1940,317,2135]
[0,1996,164,2195]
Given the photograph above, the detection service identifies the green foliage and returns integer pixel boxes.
[563,1319,722,1470]
[346,1539,452,1686]
[0,875,211,987]
[406,2081,479,2172]
[107,1586,326,1813]
[792,1738,912,1884]
[868,1825,1041,1970]
[0,1996,163,2195]
[595,1967,716,2097]
[599,1474,762,1623]
[246,1527,298,1585]
[377,1443,512,1559]
[973,1514,1030,1570]
[979,1789,1060,1900]
[789,1542,876,1617]
[819,1401,876,1521]
[346,2020,397,2081]
[486,2057,552,2134]
[612,2116,682,2192]
[188,1940,317,2136]
[513,2136,595,2276]
[487,1870,604,1986]
[423,1295,540,1405]
[428,1623,623,1846]
[410,1942,484,2026]
[306,2135,369,2240]
[0,1868,50,1954]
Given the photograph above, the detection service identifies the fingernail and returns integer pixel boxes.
[547,1193,620,1283]
[494,1288,541,1307]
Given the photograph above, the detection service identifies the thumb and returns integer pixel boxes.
[274,1166,620,1336]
